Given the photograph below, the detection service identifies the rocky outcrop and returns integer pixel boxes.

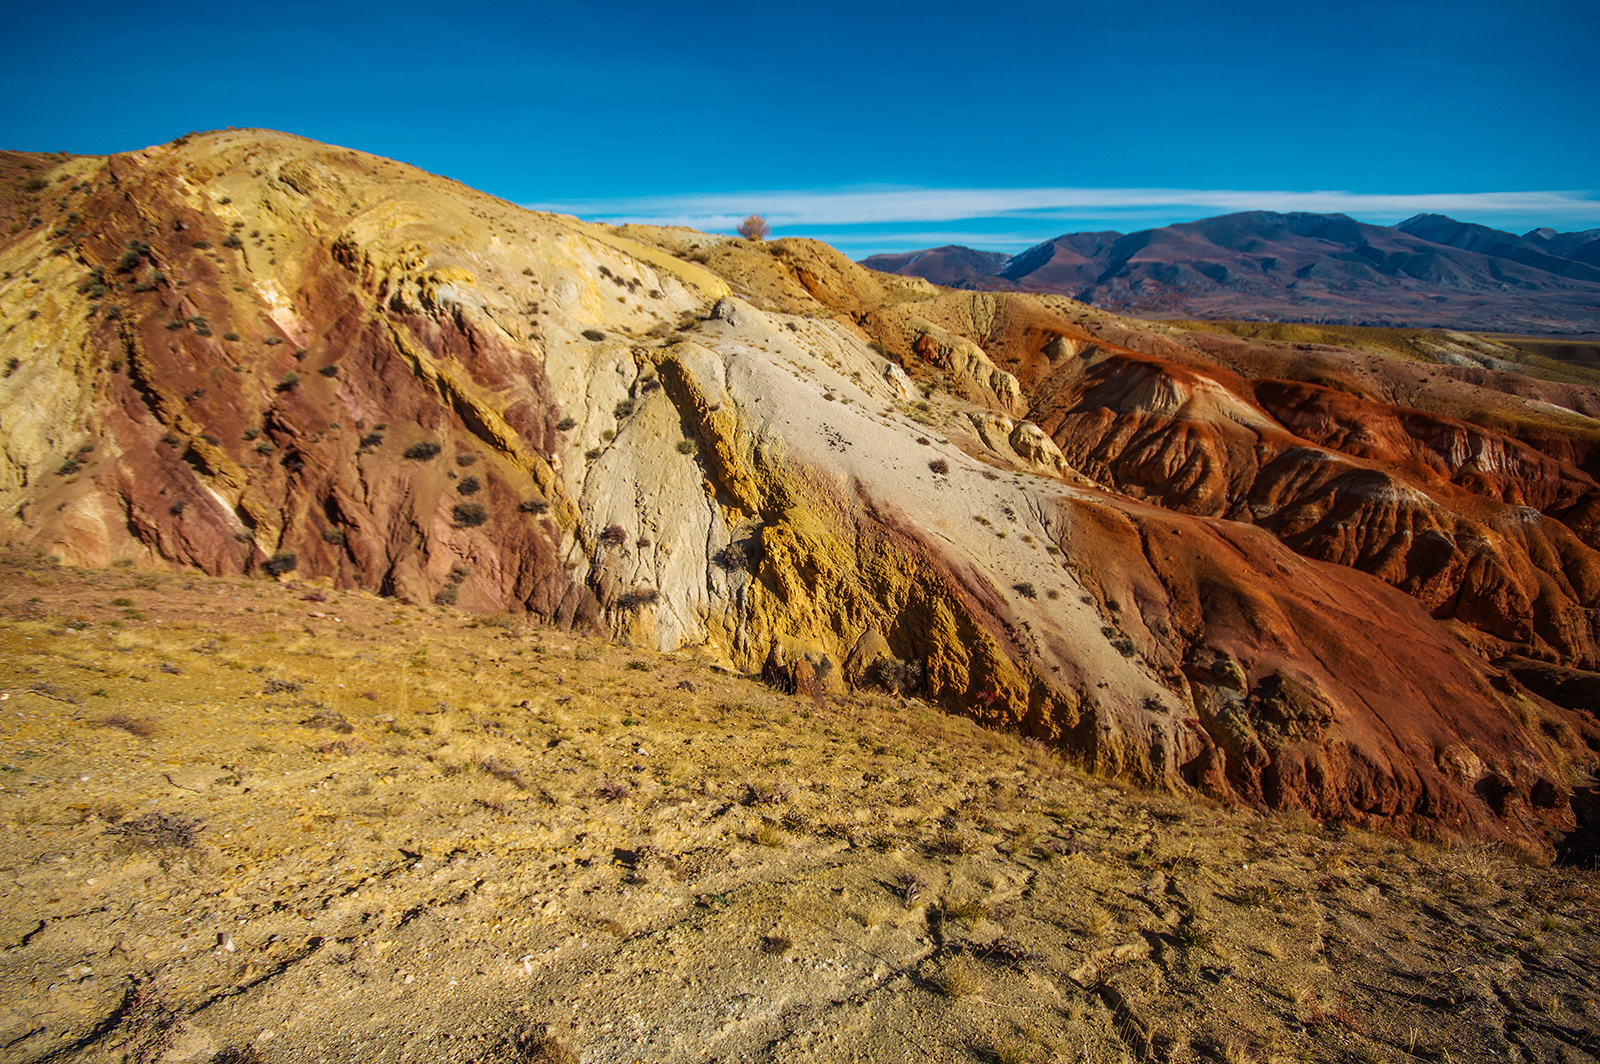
[1020,350,1600,668]
[1,131,1594,859]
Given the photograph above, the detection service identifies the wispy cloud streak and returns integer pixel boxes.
[528,186,1600,232]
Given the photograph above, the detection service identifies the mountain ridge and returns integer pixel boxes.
[860,210,1600,333]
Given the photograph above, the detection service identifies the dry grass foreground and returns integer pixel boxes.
[1,555,1598,1064]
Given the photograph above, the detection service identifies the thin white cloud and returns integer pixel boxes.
[795,231,1053,250]
[528,186,1600,231]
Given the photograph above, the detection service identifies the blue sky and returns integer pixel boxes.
[5,0,1596,258]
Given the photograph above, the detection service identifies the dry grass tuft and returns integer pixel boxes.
[931,955,984,997]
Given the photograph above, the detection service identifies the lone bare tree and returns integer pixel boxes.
[737,214,771,241]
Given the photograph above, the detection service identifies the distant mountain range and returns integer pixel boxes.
[860,212,1600,334]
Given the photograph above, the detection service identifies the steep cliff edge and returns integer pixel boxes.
[1,131,1593,857]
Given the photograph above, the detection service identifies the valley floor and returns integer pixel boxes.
[1,557,1597,1064]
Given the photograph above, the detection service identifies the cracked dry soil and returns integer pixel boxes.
[1,557,1598,1063]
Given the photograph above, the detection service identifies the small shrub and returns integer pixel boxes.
[321,527,346,545]
[106,811,202,849]
[617,587,660,609]
[1174,921,1212,950]
[502,1027,578,1064]
[211,1047,267,1064]
[712,539,758,572]
[318,363,338,377]
[555,416,576,431]
[614,398,635,418]
[457,476,481,495]
[1012,581,1037,599]
[275,371,299,392]
[99,715,158,738]
[737,214,771,241]
[452,502,489,528]
[928,458,950,475]
[262,551,297,576]
[861,656,923,695]
[519,498,550,514]
[360,433,383,448]
[599,524,628,547]
[677,439,698,455]
[596,780,631,801]
[581,329,606,342]
[403,441,442,460]
[455,452,478,466]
